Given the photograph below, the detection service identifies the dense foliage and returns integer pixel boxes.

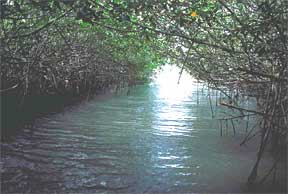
[1,0,166,94]
[1,0,287,186]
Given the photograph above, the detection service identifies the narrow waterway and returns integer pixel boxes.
[1,66,275,193]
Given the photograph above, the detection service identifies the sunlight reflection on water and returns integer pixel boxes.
[151,65,199,136]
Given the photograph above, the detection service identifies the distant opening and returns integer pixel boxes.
[152,65,198,101]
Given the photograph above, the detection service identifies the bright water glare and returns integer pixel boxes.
[1,65,273,193]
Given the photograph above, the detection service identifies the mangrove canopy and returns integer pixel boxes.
[1,0,287,186]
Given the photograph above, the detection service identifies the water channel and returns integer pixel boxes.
[1,66,276,193]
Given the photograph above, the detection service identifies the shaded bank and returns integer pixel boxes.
[1,83,121,139]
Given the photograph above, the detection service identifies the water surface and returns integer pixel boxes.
[1,67,273,193]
